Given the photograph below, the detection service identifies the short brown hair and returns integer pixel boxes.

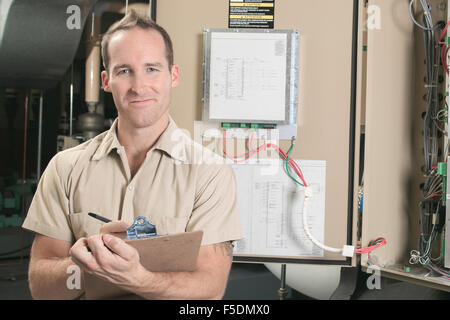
[101,9,174,72]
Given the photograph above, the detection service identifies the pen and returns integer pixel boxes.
[88,212,112,223]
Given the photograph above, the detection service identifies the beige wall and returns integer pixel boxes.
[158,0,356,261]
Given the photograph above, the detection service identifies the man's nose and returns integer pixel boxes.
[130,73,148,95]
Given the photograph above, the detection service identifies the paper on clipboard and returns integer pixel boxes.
[83,230,203,300]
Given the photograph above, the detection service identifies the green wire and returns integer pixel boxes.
[285,143,304,187]
[367,239,383,265]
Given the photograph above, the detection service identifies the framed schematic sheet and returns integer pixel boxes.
[231,159,328,263]
[202,29,299,125]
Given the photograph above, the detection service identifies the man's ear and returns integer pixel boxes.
[101,70,111,92]
[171,64,180,88]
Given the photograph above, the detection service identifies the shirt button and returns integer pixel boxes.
[128,185,134,191]
[117,149,121,154]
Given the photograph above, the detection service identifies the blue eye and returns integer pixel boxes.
[118,69,130,75]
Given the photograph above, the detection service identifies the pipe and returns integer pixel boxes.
[85,12,101,106]
[59,72,68,134]
[102,2,149,15]
[37,90,43,180]
[278,264,288,300]
[90,1,150,21]
[21,91,29,263]
[69,64,74,136]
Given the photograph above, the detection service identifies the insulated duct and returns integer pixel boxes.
[0,0,99,89]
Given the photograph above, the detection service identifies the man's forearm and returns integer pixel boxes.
[28,256,84,300]
[125,243,233,300]
[125,266,227,300]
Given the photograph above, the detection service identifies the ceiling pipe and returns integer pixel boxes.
[85,12,101,109]
[99,2,150,16]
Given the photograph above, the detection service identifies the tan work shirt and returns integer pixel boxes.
[22,116,241,246]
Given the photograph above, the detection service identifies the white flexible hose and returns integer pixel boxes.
[302,187,343,254]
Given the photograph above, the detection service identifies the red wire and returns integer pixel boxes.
[438,21,450,44]
[222,130,308,187]
[355,238,386,254]
[439,21,450,75]
[426,193,442,199]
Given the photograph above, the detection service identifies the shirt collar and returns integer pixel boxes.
[91,118,121,161]
[92,116,188,163]
[151,115,188,163]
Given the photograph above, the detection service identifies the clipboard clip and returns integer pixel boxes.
[126,216,158,240]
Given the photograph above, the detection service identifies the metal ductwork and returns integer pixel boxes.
[0,0,99,89]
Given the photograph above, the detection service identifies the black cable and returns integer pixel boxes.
[411,2,449,275]
[419,0,442,172]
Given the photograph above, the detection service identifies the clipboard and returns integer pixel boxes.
[83,227,203,300]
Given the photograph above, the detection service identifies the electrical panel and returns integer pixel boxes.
[202,28,299,141]
[359,0,450,292]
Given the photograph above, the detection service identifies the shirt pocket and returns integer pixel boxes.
[68,211,103,240]
[149,216,189,236]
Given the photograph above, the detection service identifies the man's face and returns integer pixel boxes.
[101,27,179,129]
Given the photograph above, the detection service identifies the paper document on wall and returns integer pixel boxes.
[209,32,287,121]
[232,159,326,258]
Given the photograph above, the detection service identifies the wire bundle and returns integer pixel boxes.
[423,167,444,199]
[438,21,450,75]
[355,238,386,255]
[222,130,308,187]
[436,108,448,123]
[410,224,450,280]
[356,238,386,265]
[409,0,442,171]
[409,0,450,280]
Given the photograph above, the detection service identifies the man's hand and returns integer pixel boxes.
[69,221,147,289]
[69,221,233,299]
[99,221,129,235]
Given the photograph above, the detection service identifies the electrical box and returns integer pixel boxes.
[360,0,450,291]
[202,28,299,140]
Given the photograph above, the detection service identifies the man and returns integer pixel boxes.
[22,10,241,300]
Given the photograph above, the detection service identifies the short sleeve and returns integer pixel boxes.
[22,155,74,242]
[187,164,242,246]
